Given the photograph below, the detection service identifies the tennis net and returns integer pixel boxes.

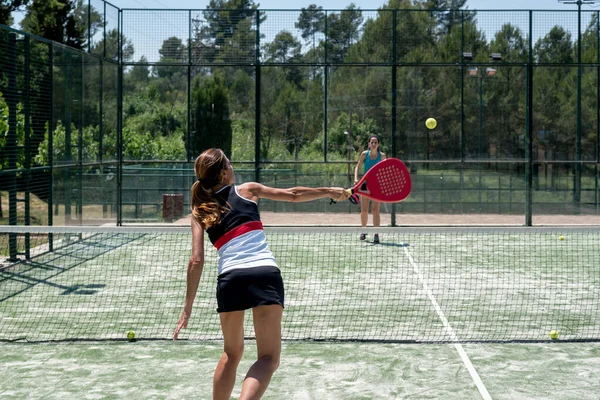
[1,225,599,343]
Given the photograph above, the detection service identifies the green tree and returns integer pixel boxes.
[34,121,98,166]
[195,0,263,64]
[0,0,30,26]
[295,4,325,61]
[424,0,475,35]
[487,24,528,159]
[535,26,574,64]
[533,26,576,161]
[71,0,102,46]
[154,36,186,79]
[326,4,363,63]
[91,28,134,62]
[129,56,150,85]
[20,0,97,49]
[191,75,232,157]
[580,14,599,160]
[264,31,303,87]
[264,31,301,63]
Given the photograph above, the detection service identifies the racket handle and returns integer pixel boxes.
[345,189,353,195]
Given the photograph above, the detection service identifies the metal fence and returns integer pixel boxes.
[1,4,600,226]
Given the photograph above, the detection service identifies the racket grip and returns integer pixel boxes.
[345,189,353,195]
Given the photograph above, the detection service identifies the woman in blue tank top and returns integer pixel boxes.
[353,135,387,243]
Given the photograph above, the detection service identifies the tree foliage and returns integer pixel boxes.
[4,1,599,170]
[0,0,30,26]
[20,0,100,49]
[191,75,232,158]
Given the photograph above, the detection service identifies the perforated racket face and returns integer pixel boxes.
[365,159,412,202]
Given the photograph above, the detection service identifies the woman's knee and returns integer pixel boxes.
[223,344,244,364]
[259,354,280,372]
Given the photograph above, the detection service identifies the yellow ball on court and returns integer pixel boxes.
[426,117,437,129]
[127,330,136,341]
[549,330,559,340]
[559,236,564,241]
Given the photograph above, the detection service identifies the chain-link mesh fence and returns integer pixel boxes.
[1,5,600,225]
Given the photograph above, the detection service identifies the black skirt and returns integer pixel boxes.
[216,266,285,313]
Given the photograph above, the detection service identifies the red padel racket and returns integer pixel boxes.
[349,158,412,203]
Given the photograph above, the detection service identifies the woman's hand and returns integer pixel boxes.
[173,308,191,340]
[330,187,351,202]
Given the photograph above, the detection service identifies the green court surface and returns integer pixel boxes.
[1,226,599,398]
[1,341,599,399]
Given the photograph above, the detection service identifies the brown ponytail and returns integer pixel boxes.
[190,149,230,228]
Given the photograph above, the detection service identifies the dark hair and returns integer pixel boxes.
[191,148,230,228]
[368,135,381,143]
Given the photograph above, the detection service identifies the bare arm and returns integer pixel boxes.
[380,152,387,161]
[238,183,350,203]
[173,217,205,340]
[354,152,366,183]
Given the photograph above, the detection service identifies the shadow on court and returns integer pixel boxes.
[363,240,409,247]
[0,233,152,302]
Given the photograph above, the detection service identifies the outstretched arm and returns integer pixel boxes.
[239,183,350,203]
[354,152,366,183]
[173,218,205,340]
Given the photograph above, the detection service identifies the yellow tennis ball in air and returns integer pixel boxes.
[549,330,559,340]
[127,330,136,341]
[426,117,437,129]
[559,236,564,241]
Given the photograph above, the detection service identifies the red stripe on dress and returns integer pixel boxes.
[214,221,264,250]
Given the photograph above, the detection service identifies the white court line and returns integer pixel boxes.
[403,247,493,400]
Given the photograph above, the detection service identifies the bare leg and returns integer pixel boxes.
[360,196,369,229]
[239,304,283,400]
[372,201,381,228]
[213,310,245,400]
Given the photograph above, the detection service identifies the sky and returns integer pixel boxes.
[107,0,600,11]
[11,0,598,28]
[10,0,599,63]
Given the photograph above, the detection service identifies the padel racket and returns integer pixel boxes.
[348,158,411,203]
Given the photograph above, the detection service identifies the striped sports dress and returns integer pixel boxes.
[206,185,284,313]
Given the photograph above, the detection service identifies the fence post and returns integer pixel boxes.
[391,10,397,227]
[48,41,54,250]
[7,33,18,260]
[78,52,84,224]
[254,9,261,183]
[187,9,192,162]
[65,50,72,224]
[574,3,582,213]
[117,9,123,225]
[525,10,533,226]
[24,36,31,257]
[88,0,92,53]
[323,12,328,163]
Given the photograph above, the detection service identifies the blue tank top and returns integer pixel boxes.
[363,150,381,173]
